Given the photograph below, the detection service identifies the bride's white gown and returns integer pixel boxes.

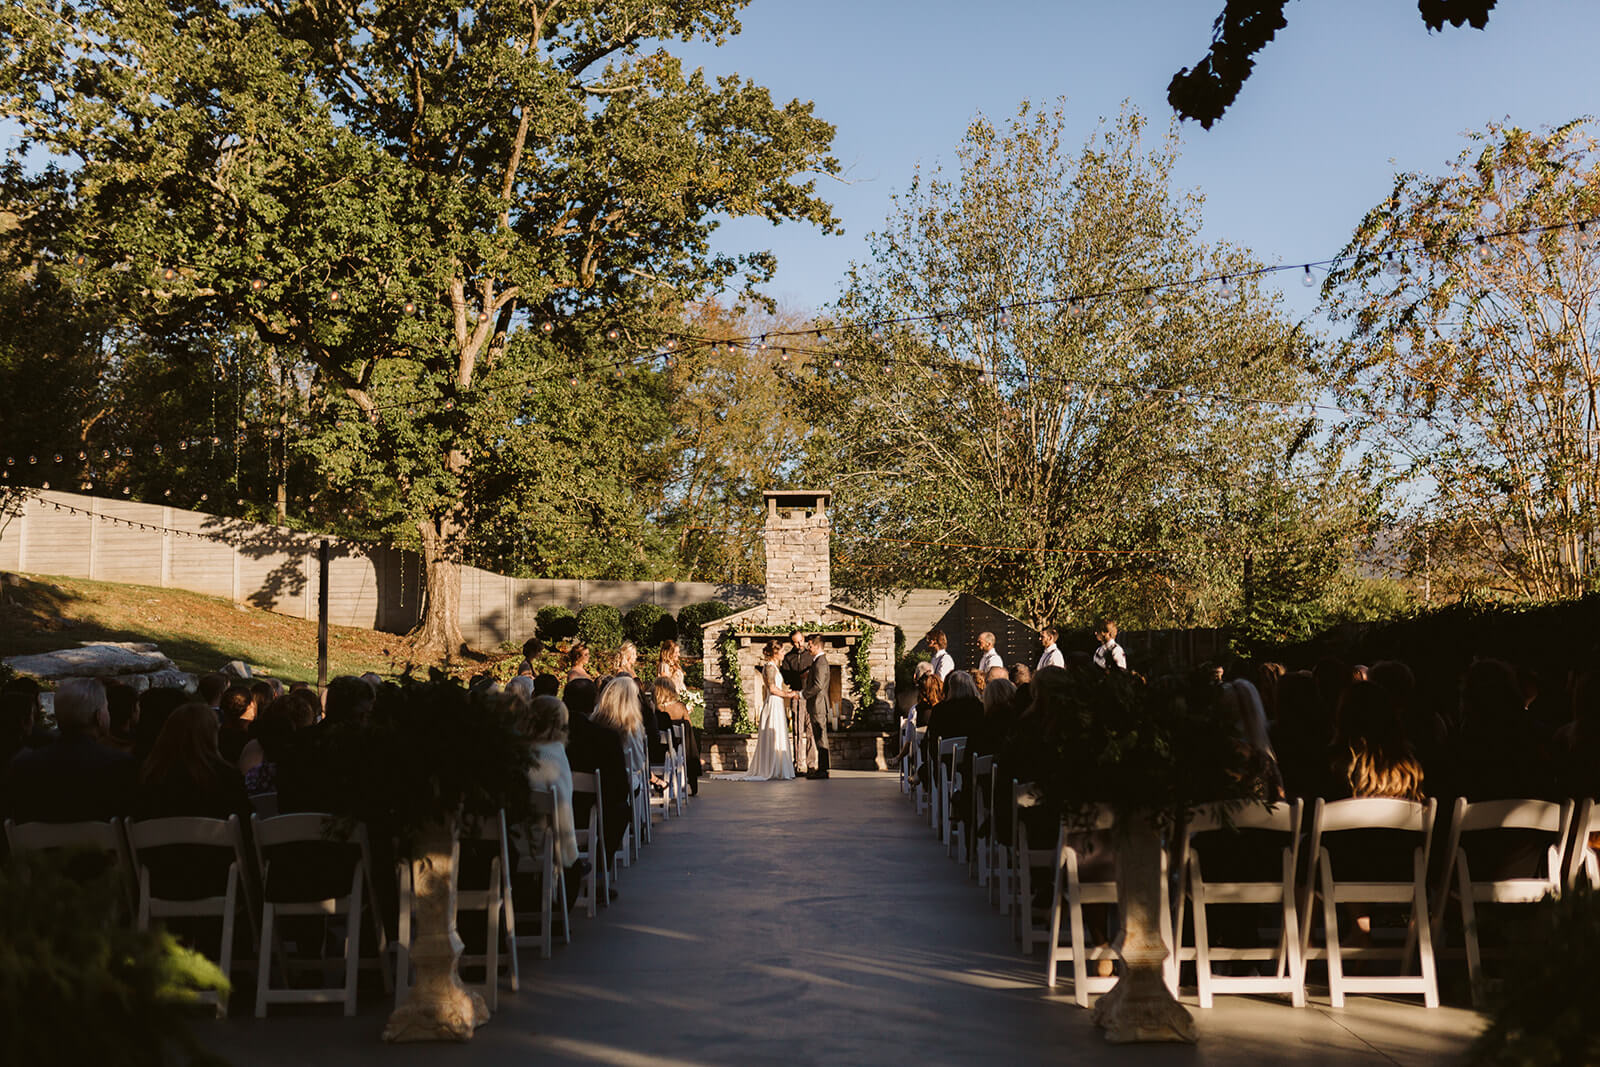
[739,663,795,781]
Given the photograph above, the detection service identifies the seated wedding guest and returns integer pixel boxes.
[360,672,384,689]
[653,677,700,796]
[131,686,190,768]
[921,670,984,783]
[0,690,31,766]
[248,679,277,718]
[533,672,560,697]
[1253,661,1285,722]
[591,674,648,787]
[566,642,592,682]
[1270,670,1336,799]
[216,684,255,764]
[975,677,1017,758]
[1219,678,1284,801]
[1328,681,1425,802]
[1009,663,1032,687]
[1368,659,1445,772]
[322,675,375,728]
[513,691,583,898]
[104,681,139,755]
[1448,657,1547,801]
[889,671,942,768]
[516,636,544,677]
[0,678,135,823]
[654,640,687,693]
[563,677,630,873]
[133,703,253,821]
[238,695,310,797]
[196,673,229,712]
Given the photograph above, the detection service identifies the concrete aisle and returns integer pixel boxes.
[205,772,1484,1065]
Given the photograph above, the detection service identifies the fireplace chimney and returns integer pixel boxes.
[762,489,832,622]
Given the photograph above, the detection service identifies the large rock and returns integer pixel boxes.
[4,643,176,680]
[220,659,253,681]
[144,669,199,693]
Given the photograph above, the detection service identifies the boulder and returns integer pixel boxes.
[4,643,176,680]
[220,660,253,681]
[144,669,198,693]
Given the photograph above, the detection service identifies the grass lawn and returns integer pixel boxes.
[1,572,417,682]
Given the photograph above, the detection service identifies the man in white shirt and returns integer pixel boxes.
[977,631,1003,675]
[926,627,955,680]
[1036,626,1064,671]
[1092,617,1127,671]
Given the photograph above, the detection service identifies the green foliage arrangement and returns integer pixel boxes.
[0,851,230,1066]
[622,603,671,649]
[1468,882,1600,1066]
[719,632,757,734]
[535,605,579,644]
[309,672,534,851]
[575,604,623,652]
[677,600,736,656]
[1036,664,1272,832]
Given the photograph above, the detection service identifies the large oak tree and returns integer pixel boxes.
[0,0,838,655]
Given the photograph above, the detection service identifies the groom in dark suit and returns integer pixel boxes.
[801,633,832,780]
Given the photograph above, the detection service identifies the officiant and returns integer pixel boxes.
[780,629,814,773]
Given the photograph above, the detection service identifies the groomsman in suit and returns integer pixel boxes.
[1093,617,1127,671]
[977,631,1004,675]
[801,634,833,780]
[1037,626,1065,671]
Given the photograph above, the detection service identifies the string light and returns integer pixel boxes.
[1301,265,1315,287]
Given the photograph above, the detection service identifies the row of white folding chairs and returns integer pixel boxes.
[918,774,1600,1011]
[4,812,390,1018]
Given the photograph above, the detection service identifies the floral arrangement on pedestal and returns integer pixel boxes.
[1031,663,1275,1044]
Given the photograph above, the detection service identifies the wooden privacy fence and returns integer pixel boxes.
[0,489,757,648]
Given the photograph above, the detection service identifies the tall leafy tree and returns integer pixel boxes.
[1325,120,1600,601]
[0,0,838,655]
[809,101,1333,629]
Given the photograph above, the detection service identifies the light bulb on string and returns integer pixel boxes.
[250,278,264,292]
[665,337,677,350]
[73,254,87,267]
[780,349,790,362]
[871,328,883,341]
[540,320,555,335]
[329,289,342,306]
[77,450,86,460]
[53,454,62,463]
[161,266,178,282]
[998,310,1010,327]
[27,455,36,464]
[605,327,620,342]
[1475,237,1491,262]
[403,300,416,315]
[1383,253,1403,275]
[477,310,490,323]
[1301,265,1315,287]
[1217,278,1234,298]
[831,356,842,369]
[1142,289,1157,310]
[40,481,48,489]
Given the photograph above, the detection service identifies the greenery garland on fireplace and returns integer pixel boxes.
[717,620,876,733]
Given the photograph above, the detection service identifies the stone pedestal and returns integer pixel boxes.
[383,822,489,1043]
[1091,817,1196,1044]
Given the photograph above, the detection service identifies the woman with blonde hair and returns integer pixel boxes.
[592,674,647,784]
[652,675,701,795]
[515,693,579,871]
[654,640,685,689]
[1329,681,1425,801]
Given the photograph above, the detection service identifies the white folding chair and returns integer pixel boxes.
[649,731,680,821]
[1174,800,1306,1008]
[4,817,137,914]
[1043,809,1160,1006]
[938,736,965,849]
[913,727,929,816]
[1301,797,1439,1008]
[568,772,603,918]
[631,764,651,849]
[1435,796,1572,1008]
[987,764,1008,907]
[971,754,995,886]
[1012,783,1056,952]
[124,814,254,1017]
[947,740,969,861]
[509,790,570,958]
[1564,798,1599,890]
[456,810,517,1008]
[670,722,690,805]
[251,813,390,1017]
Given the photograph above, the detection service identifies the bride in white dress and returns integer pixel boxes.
[737,640,797,781]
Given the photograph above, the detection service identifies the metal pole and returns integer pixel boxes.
[317,539,330,698]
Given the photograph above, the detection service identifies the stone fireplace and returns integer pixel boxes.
[699,490,896,752]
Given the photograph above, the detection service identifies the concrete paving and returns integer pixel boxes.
[204,771,1484,1065]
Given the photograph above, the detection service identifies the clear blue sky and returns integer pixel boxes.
[677,0,1600,324]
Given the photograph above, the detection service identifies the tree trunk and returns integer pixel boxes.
[383,819,489,1042]
[1091,815,1197,1044]
[412,513,467,660]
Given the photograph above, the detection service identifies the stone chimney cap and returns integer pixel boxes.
[763,489,831,510]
